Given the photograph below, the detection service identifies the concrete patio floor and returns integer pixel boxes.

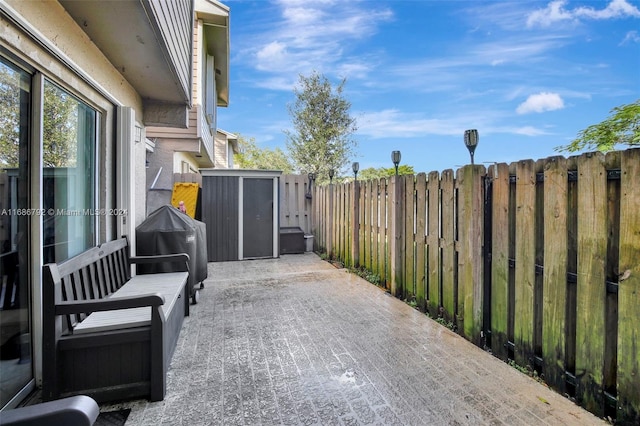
[103,253,606,425]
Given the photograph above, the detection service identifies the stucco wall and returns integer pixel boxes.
[174,152,200,174]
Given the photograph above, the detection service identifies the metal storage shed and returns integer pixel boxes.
[201,169,281,261]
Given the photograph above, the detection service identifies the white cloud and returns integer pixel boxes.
[247,1,393,85]
[357,109,462,139]
[255,41,289,71]
[513,126,549,136]
[357,109,553,140]
[620,30,640,45]
[574,0,640,20]
[527,0,640,28]
[516,92,565,114]
[527,0,576,28]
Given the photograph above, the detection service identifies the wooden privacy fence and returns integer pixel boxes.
[280,174,313,234]
[311,149,640,424]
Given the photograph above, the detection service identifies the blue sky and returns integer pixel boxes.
[218,0,640,175]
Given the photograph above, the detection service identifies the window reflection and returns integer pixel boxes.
[42,81,96,263]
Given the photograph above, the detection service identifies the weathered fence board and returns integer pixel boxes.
[372,179,380,278]
[534,159,546,371]
[404,175,415,301]
[441,170,456,323]
[379,180,388,285]
[490,163,510,360]
[358,182,365,267]
[416,173,427,310]
[350,182,359,268]
[575,152,608,416]
[426,171,440,316]
[617,148,640,424]
[514,160,536,367]
[542,156,568,394]
[457,165,485,343]
[364,181,372,270]
[389,176,404,296]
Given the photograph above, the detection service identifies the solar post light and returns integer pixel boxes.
[391,150,401,175]
[329,168,335,184]
[464,129,479,165]
[352,162,359,180]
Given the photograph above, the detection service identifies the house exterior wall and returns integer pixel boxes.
[214,134,229,168]
[174,152,200,174]
[0,0,168,404]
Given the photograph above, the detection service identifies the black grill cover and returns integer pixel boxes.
[136,205,208,292]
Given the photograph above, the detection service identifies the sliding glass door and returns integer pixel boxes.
[0,59,99,409]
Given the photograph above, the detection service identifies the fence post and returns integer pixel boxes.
[390,175,405,298]
[458,165,485,345]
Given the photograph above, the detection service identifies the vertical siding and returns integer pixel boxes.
[192,19,201,104]
[146,0,193,103]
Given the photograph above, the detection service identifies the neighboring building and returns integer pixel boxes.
[146,0,230,215]
[0,0,228,410]
[215,129,240,169]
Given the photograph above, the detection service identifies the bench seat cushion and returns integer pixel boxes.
[73,272,188,335]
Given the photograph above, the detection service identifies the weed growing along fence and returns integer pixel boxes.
[310,149,639,425]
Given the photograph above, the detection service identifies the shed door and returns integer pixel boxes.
[243,178,274,258]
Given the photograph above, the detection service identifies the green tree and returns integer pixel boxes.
[285,71,357,178]
[556,100,640,153]
[358,165,415,181]
[234,133,294,173]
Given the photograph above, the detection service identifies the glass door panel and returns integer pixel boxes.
[0,59,32,409]
[42,81,96,263]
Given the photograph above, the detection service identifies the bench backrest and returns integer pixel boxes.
[44,238,132,333]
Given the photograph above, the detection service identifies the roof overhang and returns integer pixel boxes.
[59,0,193,127]
[196,0,229,107]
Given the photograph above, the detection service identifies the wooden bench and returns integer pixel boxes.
[42,237,190,403]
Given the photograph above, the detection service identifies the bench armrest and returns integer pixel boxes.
[130,253,190,265]
[55,293,165,315]
[0,395,99,426]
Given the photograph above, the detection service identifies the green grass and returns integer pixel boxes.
[348,266,382,286]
